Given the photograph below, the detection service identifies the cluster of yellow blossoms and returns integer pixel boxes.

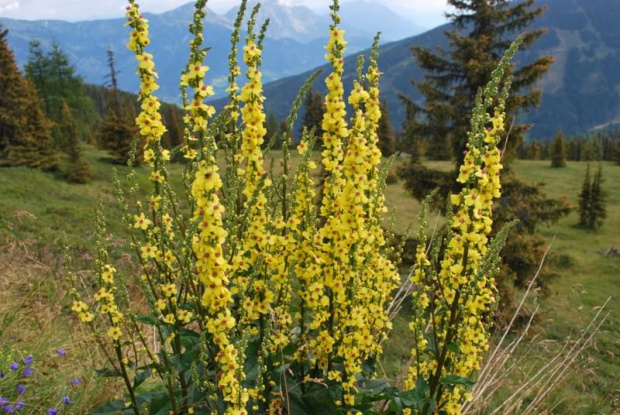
[68,0,516,413]
[405,102,506,413]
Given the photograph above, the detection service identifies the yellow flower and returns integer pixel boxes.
[107,326,122,341]
[133,212,152,230]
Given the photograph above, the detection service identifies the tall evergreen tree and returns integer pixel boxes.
[96,49,139,164]
[0,25,57,170]
[529,139,543,160]
[301,89,325,145]
[377,100,396,157]
[588,165,606,229]
[577,164,591,227]
[25,41,95,147]
[407,0,553,167]
[550,128,567,167]
[59,101,91,183]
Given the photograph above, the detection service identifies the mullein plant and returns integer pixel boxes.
[66,0,519,413]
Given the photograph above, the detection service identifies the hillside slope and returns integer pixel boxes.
[250,0,620,139]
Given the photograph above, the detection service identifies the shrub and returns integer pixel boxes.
[67,1,522,413]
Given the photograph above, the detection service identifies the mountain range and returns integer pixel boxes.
[0,1,424,103]
[2,0,619,139]
[247,0,620,139]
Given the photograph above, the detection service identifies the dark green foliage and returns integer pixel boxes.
[377,100,396,157]
[60,101,91,184]
[578,164,591,226]
[529,139,543,160]
[406,0,553,168]
[301,89,325,145]
[579,164,607,229]
[398,96,424,162]
[96,50,139,165]
[589,165,607,229]
[0,25,57,171]
[25,40,95,148]
[550,129,567,167]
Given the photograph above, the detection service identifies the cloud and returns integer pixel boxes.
[0,0,448,27]
[0,1,20,13]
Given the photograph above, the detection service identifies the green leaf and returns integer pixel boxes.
[91,400,134,414]
[95,367,122,378]
[440,375,474,387]
[135,313,160,325]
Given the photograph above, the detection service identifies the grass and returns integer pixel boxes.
[0,150,618,413]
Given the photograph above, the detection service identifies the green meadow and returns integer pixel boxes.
[0,150,618,413]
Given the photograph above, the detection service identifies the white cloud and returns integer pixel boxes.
[0,0,448,27]
[0,1,20,13]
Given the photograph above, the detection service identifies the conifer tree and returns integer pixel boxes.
[0,25,57,170]
[301,89,325,145]
[550,128,567,167]
[588,165,606,229]
[60,101,91,183]
[25,41,95,147]
[377,99,396,156]
[529,138,543,160]
[578,163,591,227]
[96,49,139,164]
[406,0,553,167]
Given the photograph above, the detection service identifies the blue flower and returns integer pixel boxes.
[47,409,58,415]
[22,356,33,366]
[14,401,24,411]
[9,363,18,371]
[21,368,33,377]
[3,404,15,413]
[70,377,81,385]
[56,349,66,357]
[0,397,7,405]
[0,372,4,379]
[16,385,25,396]
[61,396,73,405]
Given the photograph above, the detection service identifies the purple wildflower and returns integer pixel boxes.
[14,401,24,411]
[56,349,66,357]
[22,356,33,366]
[0,372,4,379]
[61,396,73,405]
[3,404,15,413]
[21,368,33,377]
[8,363,18,371]
[70,377,81,385]
[47,409,58,415]
[0,397,7,405]
[16,385,25,396]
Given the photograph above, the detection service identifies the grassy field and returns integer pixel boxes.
[0,150,618,413]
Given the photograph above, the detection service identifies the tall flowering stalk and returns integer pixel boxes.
[66,1,520,413]
[404,38,523,415]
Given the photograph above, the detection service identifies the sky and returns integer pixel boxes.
[0,0,449,28]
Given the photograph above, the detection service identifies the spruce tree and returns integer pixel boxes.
[577,164,591,227]
[60,101,91,183]
[550,128,567,167]
[588,165,606,229]
[301,89,325,145]
[96,49,139,165]
[25,41,95,148]
[377,100,396,157]
[0,25,57,170]
[529,139,543,160]
[407,0,552,166]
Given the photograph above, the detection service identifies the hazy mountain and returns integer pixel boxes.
[339,1,426,42]
[243,0,620,139]
[224,0,426,43]
[0,2,376,103]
